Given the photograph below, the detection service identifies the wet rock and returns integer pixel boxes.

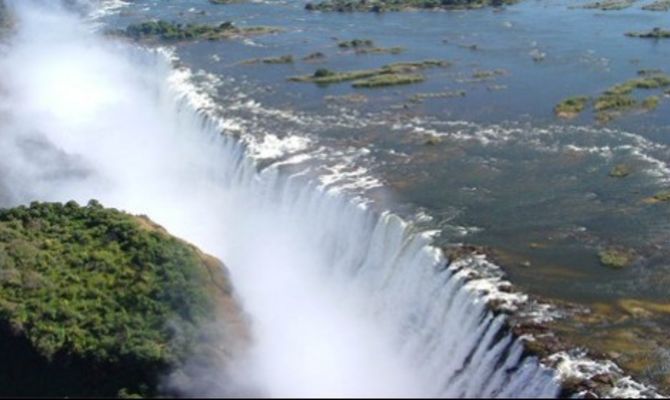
[423,137,442,146]
[442,244,489,264]
[529,48,546,62]
[592,373,614,385]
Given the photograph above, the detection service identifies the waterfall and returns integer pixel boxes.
[0,0,560,397]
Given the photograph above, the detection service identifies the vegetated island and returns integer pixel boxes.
[554,72,670,122]
[337,39,406,54]
[576,0,636,11]
[242,55,294,64]
[554,96,590,119]
[116,20,281,42]
[642,0,670,11]
[305,0,518,12]
[625,27,670,39]
[289,60,450,88]
[0,201,246,398]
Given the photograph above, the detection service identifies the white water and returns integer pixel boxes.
[0,1,560,397]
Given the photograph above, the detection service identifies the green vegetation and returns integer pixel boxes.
[578,0,636,10]
[625,27,670,39]
[651,190,670,202]
[609,164,632,178]
[641,95,661,110]
[0,201,236,397]
[387,60,450,69]
[598,248,635,269]
[352,73,424,87]
[243,55,294,64]
[556,73,669,122]
[337,39,374,48]
[289,60,449,87]
[292,68,382,84]
[305,0,519,12]
[642,0,670,10]
[119,20,281,42]
[337,39,405,55]
[554,96,590,118]
[303,52,326,61]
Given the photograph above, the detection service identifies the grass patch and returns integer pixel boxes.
[598,248,636,269]
[554,96,590,118]
[641,95,661,110]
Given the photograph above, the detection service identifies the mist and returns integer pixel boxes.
[0,1,428,397]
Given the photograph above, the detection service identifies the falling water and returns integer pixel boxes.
[0,1,560,397]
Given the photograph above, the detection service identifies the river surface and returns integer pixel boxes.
[100,2,670,309]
